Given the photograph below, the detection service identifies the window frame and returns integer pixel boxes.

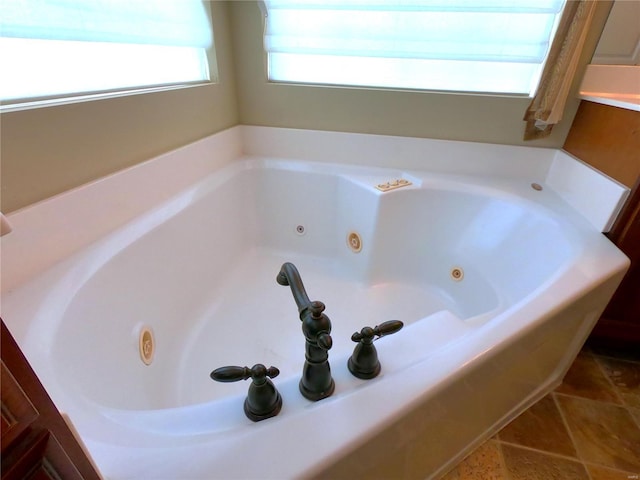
[0,0,218,113]
[262,0,567,97]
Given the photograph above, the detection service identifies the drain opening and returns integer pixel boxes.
[295,225,306,236]
[139,327,155,366]
[347,232,363,253]
[450,267,464,282]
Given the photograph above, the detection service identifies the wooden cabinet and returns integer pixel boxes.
[1,320,101,480]
[564,100,640,349]
[589,180,640,348]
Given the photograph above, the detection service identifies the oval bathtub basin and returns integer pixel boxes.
[1,158,629,479]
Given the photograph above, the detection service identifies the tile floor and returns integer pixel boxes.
[440,344,640,480]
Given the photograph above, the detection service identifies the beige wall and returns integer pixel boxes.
[229,1,611,149]
[1,1,612,213]
[0,2,239,213]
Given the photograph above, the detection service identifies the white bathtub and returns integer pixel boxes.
[1,127,630,479]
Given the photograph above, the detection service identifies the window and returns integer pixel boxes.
[0,0,214,107]
[263,0,566,96]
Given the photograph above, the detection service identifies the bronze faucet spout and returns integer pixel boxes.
[276,262,312,317]
[277,262,335,401]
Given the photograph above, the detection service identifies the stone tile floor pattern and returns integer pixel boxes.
[440,344,640,480]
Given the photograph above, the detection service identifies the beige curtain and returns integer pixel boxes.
[523,0,598,140]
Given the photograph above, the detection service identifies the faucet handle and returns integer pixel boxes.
[348,320,404,380]
[210,364,282,422]
[210,364,279,382]
[351,320,404,342]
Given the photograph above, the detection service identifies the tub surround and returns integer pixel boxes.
[0,126,628,293]
[0,127,242,293]
[240,126,628,232]
[0,127,631,480]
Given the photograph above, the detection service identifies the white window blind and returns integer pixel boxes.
[0,0,214,104]
[264,0,566,95]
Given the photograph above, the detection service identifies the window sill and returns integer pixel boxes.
[0,81,215,113]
